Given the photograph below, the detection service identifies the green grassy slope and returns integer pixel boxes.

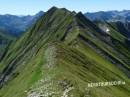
[0,31,15,60]
[0,7,130,97]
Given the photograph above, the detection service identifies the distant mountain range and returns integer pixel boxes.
[85,10,130,22]
[0,11,44,36]
[85,10,130,39]
[1,10,130,37]
[0,11,44,59]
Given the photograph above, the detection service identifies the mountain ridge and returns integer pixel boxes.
[0,7,130,97]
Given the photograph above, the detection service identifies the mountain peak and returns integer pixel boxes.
[49,6,58,11]
[47,6,76,16]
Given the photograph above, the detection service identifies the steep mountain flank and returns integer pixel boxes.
[0,31,14,61]
[107,22,130,38]
[0,7,130,97]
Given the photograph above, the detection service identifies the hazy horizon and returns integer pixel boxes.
[0,8,130,16]
[0,0,130,15]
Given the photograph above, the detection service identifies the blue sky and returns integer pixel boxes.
[0,0,130,15]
